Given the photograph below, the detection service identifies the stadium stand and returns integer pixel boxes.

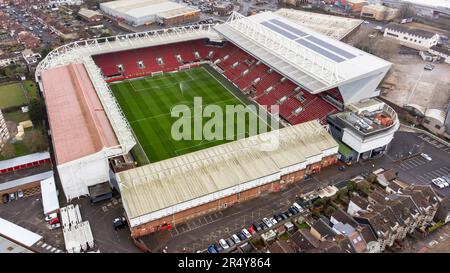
[92,40,338,125]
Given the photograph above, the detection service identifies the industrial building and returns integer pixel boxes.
[0,217,43,253]
[327,98,399,162]
[360,4,400,21]
[383,23,439,50]
[335,0,368,12]
[78,8,103,23]
[118,120,339,237]
[100,0,200,27]
[382,0,450,18]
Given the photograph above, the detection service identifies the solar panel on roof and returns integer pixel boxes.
[269,19,308,37]
[295,39,345,63]
[261,21,298,40]
[305,36,356,59]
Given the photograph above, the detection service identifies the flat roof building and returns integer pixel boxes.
[384,23,439,50]
[100,0,200,26]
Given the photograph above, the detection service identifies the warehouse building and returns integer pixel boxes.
[383,23,439,50]
[360,4,399,21]
[78,8,103,23]
[100,0,200,27]
[117,120,339,238]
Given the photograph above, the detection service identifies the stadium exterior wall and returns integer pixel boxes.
[57,147,121,201]
[129,155,337,237]
[338,68,387,104]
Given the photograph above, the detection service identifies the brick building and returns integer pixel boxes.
[116,120,339,240]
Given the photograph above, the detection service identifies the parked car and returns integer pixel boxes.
[113,217,128,230]
[242,228,252,238]
[424,64,434,71]
[285,210,293,217]
[17,190,24,199]
[280,213,288,220]
[49,217,60,225]
[420,153,432,161]
[289,207,299,215]
[219,239,229,250]
[252,223,262,232]
[269,217,277,225]
[338,166,346,171]
[432,179,446,189]
[259,222,267,230]
[207,245,217,253]
[226,238,235,247]
[237,232,246,241]
[49,223,61,230]
[293,202,304,212]
[262,217,273,228]
[214,243,223,252]
[45,212,58,222]
[274,214,283,222]
[437,177,449,187]
[247,226,256,235]
[232,234,241,244]
[9,192,16,201]
[2,194,9,204]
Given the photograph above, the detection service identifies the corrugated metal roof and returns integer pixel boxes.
[118,120,338,220]
[0,218,42,248]
[0,152,50,171]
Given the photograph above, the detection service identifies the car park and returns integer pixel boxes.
[208,245,217,253]
[219,239,229,250]
[232,234,241,244]
[420,153,432,161]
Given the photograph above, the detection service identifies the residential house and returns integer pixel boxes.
[347,194,370,216]
[310,219,337,242]
[376,168,397,187]
[435,198,450,224]
[290,229,319,253]
[267,240,295,253]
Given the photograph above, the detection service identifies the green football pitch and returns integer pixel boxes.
[110,66,271,165]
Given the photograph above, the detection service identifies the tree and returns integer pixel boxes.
[23,129,49,153]
[324,206,336,217]
[347,181,357,192]
[29,98,46,127]
[399,3,416,19]
[313,198,324,207]
[1,142,16,159]
[41,47,54,59]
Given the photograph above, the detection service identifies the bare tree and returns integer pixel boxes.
[1,142,16,159]
[399,3,416,19]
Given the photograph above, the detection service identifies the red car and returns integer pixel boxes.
[248,226,256,235]
[49,217,60,225]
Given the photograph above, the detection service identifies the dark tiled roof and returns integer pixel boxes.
[360,225,377,243]
[312,219,337,239]
[350,194,370,209]
[386,23,436,39]
[331,208,360,227]
[291,229,319,252]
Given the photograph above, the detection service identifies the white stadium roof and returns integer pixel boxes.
[215,11,391,94]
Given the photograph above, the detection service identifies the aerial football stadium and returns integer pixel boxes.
[36,9,398,241]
